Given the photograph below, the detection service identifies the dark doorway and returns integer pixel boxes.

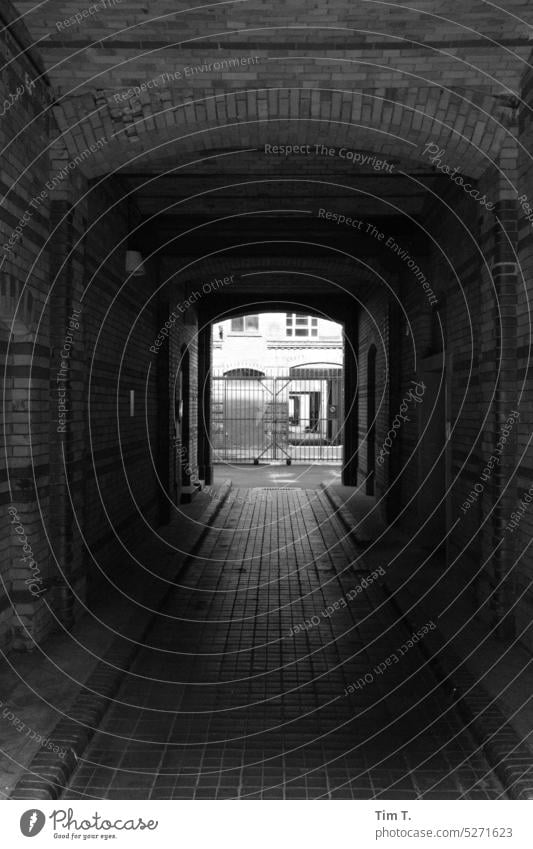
[366,345,377,496]
[179,345,191,487]
[416,354,448,547]
[173,345,191,502]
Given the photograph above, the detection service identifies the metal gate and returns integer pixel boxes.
[211,366,344,463]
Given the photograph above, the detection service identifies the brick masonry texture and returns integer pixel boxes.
[0,12,53,651]
[0,7,183,651]
[12,0,533,98]
[79,180,162,583]
[0,0,532,664]
[45,87,511,184]
[60,489,506,800]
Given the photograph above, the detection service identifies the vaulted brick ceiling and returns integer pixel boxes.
[9,0,532,269]
[12,1,529,163]
[12,0,533,96]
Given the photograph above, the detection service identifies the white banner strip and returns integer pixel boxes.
[3,800,532,848]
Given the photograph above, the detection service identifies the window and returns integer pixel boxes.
[286,313,318,338]
[289,394,301,425]
[230,315,259,333]
[223,368,265,378]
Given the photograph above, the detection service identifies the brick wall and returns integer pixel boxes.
[421,184,485,561]
[80,180,162,599]
[513,61,533,650]
[14,0,530,99]
[391,141,532,646]
[357,288,389,502]
[2,0,532,654]
[159,260,201,509]
[0,13,52,650]
[0,7,174,647]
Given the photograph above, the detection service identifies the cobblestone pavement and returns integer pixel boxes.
[63,488,506,800]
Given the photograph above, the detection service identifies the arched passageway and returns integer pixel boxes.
[1,0,532,812]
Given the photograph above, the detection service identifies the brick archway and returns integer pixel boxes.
[55,86,512,180]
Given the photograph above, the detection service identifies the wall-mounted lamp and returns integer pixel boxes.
[125,250,145,277]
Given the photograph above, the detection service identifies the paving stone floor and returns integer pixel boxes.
[63,488,506,800]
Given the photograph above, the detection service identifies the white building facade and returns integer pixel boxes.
[211,313,344,463]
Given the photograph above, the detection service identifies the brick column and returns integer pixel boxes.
[5,318,51,649]
[386,295,403,522]
[156,293,171,523]
[0,12,52,649]
[47,143,88,629]
[197,322,213,485]
[486,136,519,638]
[342,305,359,486]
